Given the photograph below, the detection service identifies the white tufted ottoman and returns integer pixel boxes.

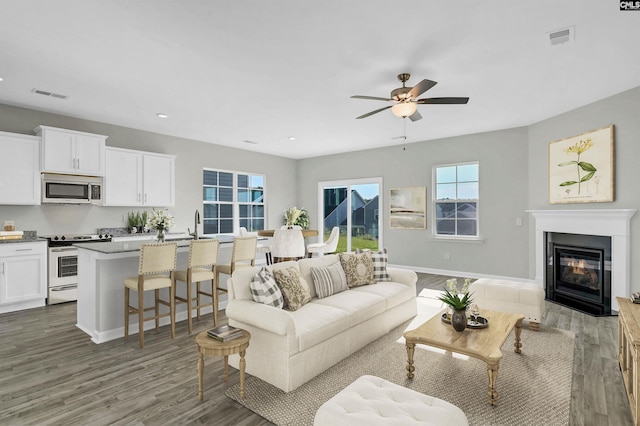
[469,278,545,331]
[313,375,468,426]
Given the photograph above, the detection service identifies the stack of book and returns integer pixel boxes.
[631,292,640,304]
[207,324,243,342]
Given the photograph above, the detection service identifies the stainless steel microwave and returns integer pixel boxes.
[41,173,103,205]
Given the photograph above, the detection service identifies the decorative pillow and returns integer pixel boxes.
[273,267,312,311]
[249,266,284,309]
[338,251,375,288]
[310,263,348,299]
[356,248,391,282]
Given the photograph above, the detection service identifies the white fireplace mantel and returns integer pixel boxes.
[527,209,636,312]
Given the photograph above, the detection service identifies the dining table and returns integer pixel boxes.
[258,229,319,238]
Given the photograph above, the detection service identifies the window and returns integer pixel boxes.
[203,169,265,234]
[434,163,478,237]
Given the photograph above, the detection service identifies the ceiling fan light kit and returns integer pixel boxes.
[352,73,469,121]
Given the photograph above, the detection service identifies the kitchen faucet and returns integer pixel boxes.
[189,209,201,240]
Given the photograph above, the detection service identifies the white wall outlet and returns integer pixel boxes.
[516,217,523,226]
[444,252,450,260]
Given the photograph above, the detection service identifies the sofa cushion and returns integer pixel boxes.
[249,266,284,309]
[313,289,386,328]
[356,248,391,282]
[273,267,312,311]
[310,263,348,299]
[339,252,375,288]
[351,281,415,311]
[291,302,352,351]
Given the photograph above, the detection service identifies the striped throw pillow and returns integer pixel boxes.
[356,248,391,282]
[249,266,284,309]
[310,263,348,299]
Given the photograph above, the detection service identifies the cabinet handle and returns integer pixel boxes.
[15,248,33,252]
[144,193,148,203]
[1,262,4,275]
[77,158,80,169]
[138,193,141,202]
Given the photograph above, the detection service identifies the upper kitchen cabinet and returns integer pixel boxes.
[0,131,40,205]
[104,147,175,207]
[35,125,107,176]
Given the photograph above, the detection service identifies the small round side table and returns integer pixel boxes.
[195,329,250,400]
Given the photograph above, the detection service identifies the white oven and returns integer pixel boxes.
[48,246,78,304]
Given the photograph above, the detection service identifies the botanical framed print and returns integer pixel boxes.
[389,187,426,229]
[548,125,614,204]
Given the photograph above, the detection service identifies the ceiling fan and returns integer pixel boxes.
[351,73,469,122]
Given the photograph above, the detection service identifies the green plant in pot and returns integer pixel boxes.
[127,211,139,233]
[438,278,473,332]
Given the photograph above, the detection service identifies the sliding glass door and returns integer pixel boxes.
[318,178,382,252]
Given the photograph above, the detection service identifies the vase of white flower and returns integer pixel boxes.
[146,209,175,243]
[284,207,302,228]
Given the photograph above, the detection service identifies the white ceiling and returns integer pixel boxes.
[1,1,639,159]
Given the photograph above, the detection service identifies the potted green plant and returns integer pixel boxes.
[438,278,473,331]
[127,211,139,233]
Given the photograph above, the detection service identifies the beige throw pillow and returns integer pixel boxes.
[339,251,375,288]
[273,267,312,311]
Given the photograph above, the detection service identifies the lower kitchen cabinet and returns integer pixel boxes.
[0,242,47,313]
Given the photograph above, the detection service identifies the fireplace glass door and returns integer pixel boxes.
[554,245,604,305]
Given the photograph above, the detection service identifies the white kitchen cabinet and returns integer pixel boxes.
[104,147,175,207]
[0,241,47,313]
[0,131,40,205]
[35,125,107,176]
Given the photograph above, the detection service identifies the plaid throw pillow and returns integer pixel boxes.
[249,266,284,309]
[310,263,348,299]
[356,248,391,282]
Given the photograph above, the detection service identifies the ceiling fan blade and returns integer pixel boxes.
[407,79,437,99]
[351,95,393,101]
[416,97,469,104]
[408,110,422,122]
[355,105,393,119]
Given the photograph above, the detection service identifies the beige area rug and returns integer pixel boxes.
[226,297,575,426]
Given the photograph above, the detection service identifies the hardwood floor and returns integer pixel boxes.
[0,274,631,425]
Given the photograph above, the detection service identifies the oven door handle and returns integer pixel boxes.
[50,247,78,253]
[51,284,77,291]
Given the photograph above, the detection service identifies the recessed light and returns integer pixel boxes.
[0,77,4,82]
[156,113,168,119]
[288,136,296,141]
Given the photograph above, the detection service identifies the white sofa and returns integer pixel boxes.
[225,254,418,392]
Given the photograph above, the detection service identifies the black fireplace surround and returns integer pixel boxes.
[546,232,612,316]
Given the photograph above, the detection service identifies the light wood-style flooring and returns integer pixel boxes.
[0,273,631,425]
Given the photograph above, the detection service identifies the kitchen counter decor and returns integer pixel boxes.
[147,209,175,242]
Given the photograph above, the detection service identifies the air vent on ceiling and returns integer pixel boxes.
[548,26,574,46]
[31,88,69,100]
[242,140,259,145]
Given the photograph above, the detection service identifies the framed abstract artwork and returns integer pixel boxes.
[548,125,614,204]
[389,187,426,229]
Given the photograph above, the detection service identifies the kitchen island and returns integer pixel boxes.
[74,235,240,343]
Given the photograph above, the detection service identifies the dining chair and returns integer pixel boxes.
[240,226,272,265]
[214,236,257,325]
[174,239,220,334]
[271,228,306,263]
[124,242,178,349]
[306,226,340,258]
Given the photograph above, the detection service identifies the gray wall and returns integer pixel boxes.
[0,104,297,235]
[297,127,531,279]
[527,85,640,287]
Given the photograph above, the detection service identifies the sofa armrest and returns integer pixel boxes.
[225,299,296,336]
[387,267,417,287]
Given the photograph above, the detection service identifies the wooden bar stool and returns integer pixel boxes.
[214,236,257,325]
[124,242,178,349]
[174,239,220,334]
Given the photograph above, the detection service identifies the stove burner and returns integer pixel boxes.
[44,234,112,244]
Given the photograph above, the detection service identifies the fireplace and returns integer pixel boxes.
[546,232,611,315]
[529,209,635,313]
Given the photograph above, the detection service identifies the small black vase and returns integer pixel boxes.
[451,309,467,332]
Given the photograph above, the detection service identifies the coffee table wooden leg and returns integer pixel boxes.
[405,342,415,379]
[487,363,499,405]
[514,318,523,354]
[239,349,246,398]
[198,351,204,401]
[223,355,229,382]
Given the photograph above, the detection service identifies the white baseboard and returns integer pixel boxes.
[387,263,536,284]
